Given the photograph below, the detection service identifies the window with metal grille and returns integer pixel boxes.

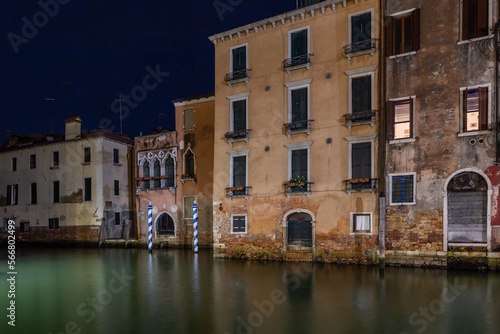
[183,196,196,219]
[392,175,415,204]
[157,213,175,235]
[49,218,59,230]
[232,215,247,233]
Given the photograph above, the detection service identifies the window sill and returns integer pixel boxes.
[346,47,376,61]
[82,162,91,166]
[390,202,416,206]
[346,189,377,195]
[226,77,249,87]
[350,232,373,236]
[227,195,249,200]
[50,166,59,170]
[286,191,311,198]
[113,163,122,167]
[389,138,415,144]
[284,63,311,74]
[230,231,248,235]
[389,51,417,60]
[457,130,490,137]
[457,35,493,46]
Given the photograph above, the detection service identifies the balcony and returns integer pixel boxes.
[224,69,251,87]
[344,178,378,194]
[283,120,313,136]
[284,182,313,197]
[136,176,174,191]
[226,186,251,199]
[343,39,376,60]
[344,110,377,129]
[181,173,196,183]
[225,129,251,144]
[282,54,313,73]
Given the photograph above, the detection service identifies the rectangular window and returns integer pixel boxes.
[84,147,91,163]
[115,212,121,225]
[391,174,415,204]
[386,9,420,56]
[386,98,414,141]
[291,149,308,179]
[352,75,372,114]
[352,143,371,179]
[351,12,371,44]
[184,108,194,131]
[20,222,30,233]
[30,154,36,169]
[113,148,119,164]
[84,178,92,202]
[53,181,60,203]
[7,185,18,206]
[3,218,8,230]
[183,196,196,219]
[49,218,59,230]
[232,156,247,188]
[352,213,371,233]
[291,87,308,122]
[290,28,308,57]
[232,99,247,131]
[232,215,247,233]
[31,183,37,205]
[231,45,247,72]
[53,151,59,167]
[462,0,489,40]
[12,158,17,171]
[114,180,120,196]
[463,87,488,132]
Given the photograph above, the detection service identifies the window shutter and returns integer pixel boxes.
[411,8,420,52]
[233,156,246,187]
[291,88,307,122]
[386,101,395,141]
[462,0,470,40]
[291,30,307,57]
[233,100,246,131]
[291,149,308,179]
[479,87,488,130]
[385,16,394,57]
[409,98,414,138]
[463,89,469,132]
[477,0,488,37]
[352,143,371,179]
[184,108,194,130]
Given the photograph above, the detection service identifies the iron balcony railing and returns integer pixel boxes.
[343,38,376,56]
[284,182,313,194]
[282,53,313,69]
[225,129,251,140]
[284,120,313,133]
[226,186,251,198]
[344,110,377,124]
[344,178,378,191]
[136,176,173,190]
[224,69,251,83]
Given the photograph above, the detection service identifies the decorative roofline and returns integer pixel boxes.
[208,0,356,45]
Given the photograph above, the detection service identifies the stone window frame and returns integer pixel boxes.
[389,172,416,206]
[348,8,375,57]
[227,92,250,133]
[229,43,249,74]
[228,148,250,190]
[457,83,492,137]
[288,25,311,59]
[388,96,417,144]
[345,134,376,181]
[350,212,373,235]
[345,66,376,116]
[286,79,312,126]
[231,214,248,234]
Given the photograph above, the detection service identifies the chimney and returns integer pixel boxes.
[65,116,82,141]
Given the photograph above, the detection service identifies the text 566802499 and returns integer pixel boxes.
[6,219,17,327]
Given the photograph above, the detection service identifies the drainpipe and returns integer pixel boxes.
[378,0,387,269]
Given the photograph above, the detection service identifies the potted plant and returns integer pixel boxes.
[287,176,308,189]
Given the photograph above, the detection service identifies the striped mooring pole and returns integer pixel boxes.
[148,203,153,253]
[193,201,198,253]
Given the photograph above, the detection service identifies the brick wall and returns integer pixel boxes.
[492,226,500,251]
[11,226,101,243]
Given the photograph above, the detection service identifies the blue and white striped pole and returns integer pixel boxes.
[193,201,198,253]
[148,203,153,253]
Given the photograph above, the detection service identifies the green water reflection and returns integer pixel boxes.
[0,248,499,334]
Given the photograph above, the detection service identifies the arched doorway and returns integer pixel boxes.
[444,169,491,250]
[156,213,175,236]
[285,211,314,248]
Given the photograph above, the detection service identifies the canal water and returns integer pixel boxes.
[1,248,499,334]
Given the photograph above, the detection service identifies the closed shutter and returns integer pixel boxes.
[233,100,246,131]
[462,0,470,40]
[411,8,420,52]
[232,46,246,72]
[232,216,246,233]
[479,87,488,130]
[183,196,196,218]
[184,108,194,130]
[409,98,414,137]
[291,149,308,179]
[386,101,395,141]
[352,76,371,113]
[352,143,371,179]
[233,156,246,188]
[291,29,308,57]
[385,16,394,57]
[352,12,371,43]
[291,88,308,122]
[463,90,469,132]
[448,191,487,243]
[477,0,489,37]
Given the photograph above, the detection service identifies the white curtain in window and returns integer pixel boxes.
[355,215,370,231]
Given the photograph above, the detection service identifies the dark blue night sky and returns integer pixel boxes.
[0,0,295,143]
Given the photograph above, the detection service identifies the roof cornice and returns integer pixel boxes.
[208,0,354,45]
